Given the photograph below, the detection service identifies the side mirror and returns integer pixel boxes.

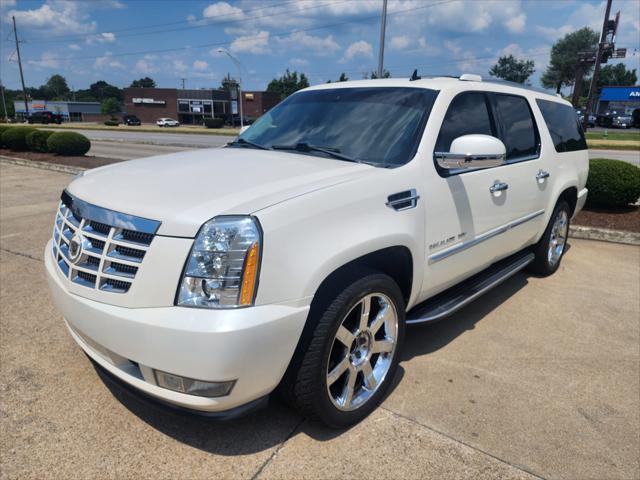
[434,134,506,170]
[239,125,250,135]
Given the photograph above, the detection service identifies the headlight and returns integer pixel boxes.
[177,216,261,308]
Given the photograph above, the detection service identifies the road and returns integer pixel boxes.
[1,162,638,480]
[589,149,640,165]
[68,128,231,148]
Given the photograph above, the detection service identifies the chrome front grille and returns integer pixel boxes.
[51,190,161,294]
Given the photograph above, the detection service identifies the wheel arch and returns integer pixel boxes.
[278,245,413,397]
[557,185,578,217]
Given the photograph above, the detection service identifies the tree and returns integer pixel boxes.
[89,80,123,102]
[219,74,239,92]
[364,70,391,79]
[489,55,535,84]
[540,27,599,93]
[338,72,348,82]
[130,77,156,88]
[43,74,70,99]
[595,63,638,89]
[101,98,122,120]
[266,69,309,99]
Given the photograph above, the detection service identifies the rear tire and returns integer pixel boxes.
[287,272,405,428]
[529,200,571,276]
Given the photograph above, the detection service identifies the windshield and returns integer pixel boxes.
[235,87,438,167]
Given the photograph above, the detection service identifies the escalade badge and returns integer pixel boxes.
[68,233,84,263]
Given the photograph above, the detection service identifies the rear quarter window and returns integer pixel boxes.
[536,99,587,153]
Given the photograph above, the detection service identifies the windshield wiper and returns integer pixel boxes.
[271,142,363,163]
[227,137,272,150]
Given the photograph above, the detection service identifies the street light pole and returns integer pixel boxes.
[377,0,388,79]
[217,48,244,129]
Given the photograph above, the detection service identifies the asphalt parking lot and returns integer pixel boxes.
[1,162,639,480]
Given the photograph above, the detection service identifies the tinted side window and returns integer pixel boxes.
[435,92,494,152]
[493,94,539,160]
[536,99,587,152]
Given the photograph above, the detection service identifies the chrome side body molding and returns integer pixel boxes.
[428,209,544,264]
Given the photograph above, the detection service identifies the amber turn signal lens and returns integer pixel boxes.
[239,242,259,305]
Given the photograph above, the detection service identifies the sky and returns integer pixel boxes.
[0,0,639,93]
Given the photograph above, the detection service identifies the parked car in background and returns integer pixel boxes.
[575,109,595,128]
[224,114,255,127]
[123,115,141,126]
[157,117,180,127]
[28,111,63,125]
[596,110,633,128]
[46,75,588,428]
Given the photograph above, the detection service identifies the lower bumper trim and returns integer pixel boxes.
[90,355,270,421]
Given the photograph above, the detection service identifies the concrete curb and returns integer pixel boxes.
[0,156,84,175]
[570,225,640,246]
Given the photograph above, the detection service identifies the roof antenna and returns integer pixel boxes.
[409,69,421,81]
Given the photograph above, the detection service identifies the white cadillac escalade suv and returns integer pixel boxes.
[45,75,588,427]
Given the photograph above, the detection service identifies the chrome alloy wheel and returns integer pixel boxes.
[548,209,568,266]
[326,293,398,412]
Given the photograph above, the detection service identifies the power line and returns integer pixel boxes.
[23,0,343,44]
[29,0,459,63]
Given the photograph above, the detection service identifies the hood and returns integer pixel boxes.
[67,147,371,237]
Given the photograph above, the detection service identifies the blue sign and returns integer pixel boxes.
[599,86,640,102]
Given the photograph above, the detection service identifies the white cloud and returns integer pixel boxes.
[425,0,525,34]
[6,1,96,34]
[134,59,157,74]
[230,30,270,54]
[94,52,125,70]
[172,59,188,72]
[290,57,309,67]
[203,1,243,19]
[27,51,59,69]
[275,32,340,56]
[0,0,17,7]
[505,13,526,33]
[341,40,373,62]
[87,32,116,44]
[193,60,209,71]
[418,37,428,49]
[389,36,411,51]
[68,43,81,50]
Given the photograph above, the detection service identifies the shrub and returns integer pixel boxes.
[104,120,119,126]
[204,117,225,128]
[0,125,11,147]
[47,132,91,156]
[26,130,54,152]
[586,158,640,208]
[1,126,36,151]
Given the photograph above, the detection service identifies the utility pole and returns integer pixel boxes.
[12,16,29,119]
[583,0,612,130]
[0,81,8,121]
[376,0,388,79]
[181,78,186,89]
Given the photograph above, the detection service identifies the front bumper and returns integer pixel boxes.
[45,240,309,413]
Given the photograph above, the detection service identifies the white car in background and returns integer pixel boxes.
[156,117,180,127]
[46,75,588,428]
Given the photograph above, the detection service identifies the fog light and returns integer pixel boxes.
[154,370,235,398]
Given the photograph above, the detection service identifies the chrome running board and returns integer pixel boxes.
[407,250,535,325]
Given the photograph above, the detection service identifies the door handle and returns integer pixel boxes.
[536,170,550,183]
[489,181,509,195]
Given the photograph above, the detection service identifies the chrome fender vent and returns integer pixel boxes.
[385,189,420,211]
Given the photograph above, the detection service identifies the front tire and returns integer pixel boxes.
[529,200,571,276]
[288,272,405,428]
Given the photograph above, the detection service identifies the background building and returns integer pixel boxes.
[13,100,102,122]
[242,91,280,118]
[596,85,640,114]
[124,87,178,124]
[123,87,281,124]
